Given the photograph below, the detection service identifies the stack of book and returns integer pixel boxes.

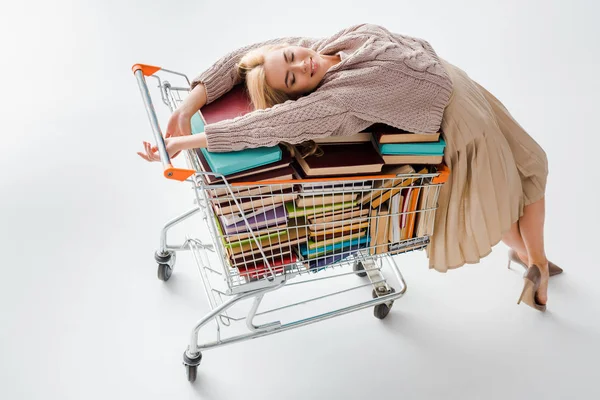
[191,85,448,279]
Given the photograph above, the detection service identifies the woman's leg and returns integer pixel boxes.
[516,196,549,304]
[502,221,528,262]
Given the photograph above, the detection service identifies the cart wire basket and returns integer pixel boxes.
[132,63,449,382]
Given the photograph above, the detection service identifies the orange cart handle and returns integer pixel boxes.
[132,63,195,181]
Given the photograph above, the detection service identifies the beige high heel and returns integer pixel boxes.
[507,249,563,276]
[517,264,547,312]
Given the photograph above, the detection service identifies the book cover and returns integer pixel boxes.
[226,227,308,256]
[378,138,447,155]
[367,123,441,144]
[296,193,358,208]
[196,148,294,184]
[213,188,298,215]
[313,132,372,144]
[230,249,292,269]
[219,204,288,236]
[307,230,367,250]
[220,204,279,228]
[308,208,369,225]
[199,84,254,124]
[307,243,368,272]
[200,146,282,176]
[299,235,370,259]
[401,187,422,240]
[210,166,296,197]
[212,183,295,205]
[294,143,384,177]
[238,253,298,281]
[381,154,444,165]
[369,204,390,255]
[285,200,358,219]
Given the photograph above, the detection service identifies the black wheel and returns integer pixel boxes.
[183,351,202,383]
[372,287,396,320]
[353,261,367,278]
[374,303,391,319]
[186,365,197,382]
[157,264,172,281]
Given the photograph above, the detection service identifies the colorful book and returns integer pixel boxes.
[369,205,390,255]
[238,253,298,281]
[308,208,369,225]
[381,154,444,165]
[210,166,296,197]
[377,138,446,155]
[366,123,441,144]
[401,187,421,240]
[191,85,283,177]
[200,146,282,176]
[299,235,370,259]
[196,147,294,184]
[296,193,358,208]
[307,230,367,250]
[218,204,288,236]
[199,84,254,124]
[285,200,358,219]
[307,243,368,271]
[293,143,384,176]
[212,187,297,215]
[225,227,308,256]
[313,132,372,144]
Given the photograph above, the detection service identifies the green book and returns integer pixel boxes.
[285,200,358,219]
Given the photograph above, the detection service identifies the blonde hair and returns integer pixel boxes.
[237,43,293,110]
[237,44,323,159]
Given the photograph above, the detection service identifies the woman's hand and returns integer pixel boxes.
[137,138,183,162]
[165,110,192,138]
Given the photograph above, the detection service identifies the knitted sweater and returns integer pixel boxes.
[191,23,453,152]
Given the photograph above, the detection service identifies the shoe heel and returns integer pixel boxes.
[517,279,534,306]
[517,265,547,312]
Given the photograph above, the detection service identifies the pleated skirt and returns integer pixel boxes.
[426,58,549,272]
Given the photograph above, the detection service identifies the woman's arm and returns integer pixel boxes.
[202,91,365,152]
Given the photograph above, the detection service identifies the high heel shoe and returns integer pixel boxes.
[507,249,563,276]
[517,264,547,312]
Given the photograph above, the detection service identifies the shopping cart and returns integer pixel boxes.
[133,64,449,382]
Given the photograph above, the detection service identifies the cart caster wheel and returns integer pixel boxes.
[157,264,172,281]
[155,251,176,281]
[353,261,367,278]
[186,365,197,382]
[372,287,396,320]
[183,351,202,383]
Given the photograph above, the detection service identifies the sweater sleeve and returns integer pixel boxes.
[190,36,320,105]
[204,91,352,152]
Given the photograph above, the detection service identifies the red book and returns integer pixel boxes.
[200,84,254,124]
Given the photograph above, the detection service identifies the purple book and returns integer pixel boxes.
[219,204,288,236]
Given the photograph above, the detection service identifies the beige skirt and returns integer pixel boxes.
[426,59,549,272]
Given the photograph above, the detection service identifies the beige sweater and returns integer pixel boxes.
[191,23,453,152]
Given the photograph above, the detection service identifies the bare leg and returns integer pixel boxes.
[501,221,528,263]
[516,196,549,304]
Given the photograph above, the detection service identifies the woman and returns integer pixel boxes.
[138,23,561,311]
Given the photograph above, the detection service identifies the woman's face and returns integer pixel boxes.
[263,46,329,97]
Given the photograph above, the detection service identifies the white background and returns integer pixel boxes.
[1,0,599,399]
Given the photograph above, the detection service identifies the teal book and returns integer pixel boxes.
[191,112,283,176]
[191,110,282,176]
[299,235,370,259]
[190,112,205,134]
[200,146,282,176]
[378,138,446,155]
